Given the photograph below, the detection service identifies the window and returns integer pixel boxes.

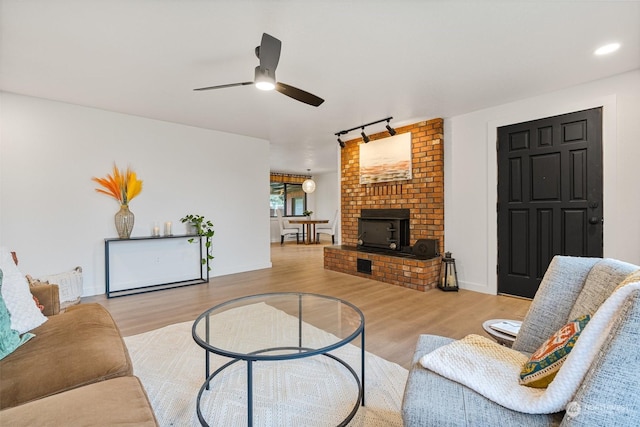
[270,182,307,217]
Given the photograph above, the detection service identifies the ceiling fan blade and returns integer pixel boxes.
[193,82,253,91]
[258,33,281,74]
[275,82,324,107]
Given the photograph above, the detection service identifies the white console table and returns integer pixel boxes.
[104,234,209,298]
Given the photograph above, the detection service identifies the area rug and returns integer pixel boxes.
[124,303,408,426]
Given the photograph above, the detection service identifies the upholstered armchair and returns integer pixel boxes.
[402,256,640,426]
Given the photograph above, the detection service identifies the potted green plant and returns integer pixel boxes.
[303,210,313,217]
[180,214,214,271]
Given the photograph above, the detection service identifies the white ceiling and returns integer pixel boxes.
[1,1,638,175]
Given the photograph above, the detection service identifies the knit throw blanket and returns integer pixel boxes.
[420,281,640,414]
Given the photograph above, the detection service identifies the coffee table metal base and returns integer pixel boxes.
[196,346,364,427]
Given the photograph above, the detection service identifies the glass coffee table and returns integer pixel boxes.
[192,292,365,426]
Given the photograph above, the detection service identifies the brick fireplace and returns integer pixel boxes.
[324,118,444,291]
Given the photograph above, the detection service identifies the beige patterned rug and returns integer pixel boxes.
[124,303,407,426]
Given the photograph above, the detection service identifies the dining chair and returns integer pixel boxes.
[316,210,338,244]
[276,209,300,245]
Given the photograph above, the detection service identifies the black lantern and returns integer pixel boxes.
[438,251,459,292]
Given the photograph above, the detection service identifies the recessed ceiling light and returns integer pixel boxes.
[594,43,621,56]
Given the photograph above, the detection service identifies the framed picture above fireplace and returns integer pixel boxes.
[359,132,412,184]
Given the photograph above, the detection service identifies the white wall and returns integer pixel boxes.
[312,171,340,242]
[0,93,272,296]
[445,70,640,294]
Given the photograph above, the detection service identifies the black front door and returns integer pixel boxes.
[497,108,603,298]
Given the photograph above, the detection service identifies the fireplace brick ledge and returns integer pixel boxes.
[324,245,441,292]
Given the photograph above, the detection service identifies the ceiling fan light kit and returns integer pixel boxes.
[254,66,275,91]
[194,33,324,107]
[335,117,396,148]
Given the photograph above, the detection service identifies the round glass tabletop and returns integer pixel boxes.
[192,292,365,361]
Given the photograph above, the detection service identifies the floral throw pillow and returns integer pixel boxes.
[519,314,591,388]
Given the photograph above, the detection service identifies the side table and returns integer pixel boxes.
[482,319,522,347]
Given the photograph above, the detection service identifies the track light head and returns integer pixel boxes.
[337,137,345,148]
[361,129,370,143]
[386,123,396,136]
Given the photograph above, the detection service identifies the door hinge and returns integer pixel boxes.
[496,138,500,151]
[496,202,500,212]
[496,264,500,274]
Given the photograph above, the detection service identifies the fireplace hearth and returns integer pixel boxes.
[357,208,410,252]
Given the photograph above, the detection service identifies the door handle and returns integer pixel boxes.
[589,216,600,225]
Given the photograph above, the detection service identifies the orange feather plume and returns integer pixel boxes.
[92,164,143,205]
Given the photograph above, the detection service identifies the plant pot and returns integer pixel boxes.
[186,223,198,235]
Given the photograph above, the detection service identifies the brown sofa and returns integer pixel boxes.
[0,283,158,426]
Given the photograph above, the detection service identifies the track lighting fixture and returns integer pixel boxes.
[334,116,395,148]
[361,129,370,143]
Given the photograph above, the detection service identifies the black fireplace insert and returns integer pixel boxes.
[357,208,410,251]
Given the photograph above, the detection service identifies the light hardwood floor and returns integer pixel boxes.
[84,242,531,370]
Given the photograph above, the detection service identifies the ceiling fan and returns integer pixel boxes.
[194,33,324,107]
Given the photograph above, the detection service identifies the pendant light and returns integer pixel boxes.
[302,169,316,193]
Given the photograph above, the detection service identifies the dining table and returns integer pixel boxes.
[288,218,329,244]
